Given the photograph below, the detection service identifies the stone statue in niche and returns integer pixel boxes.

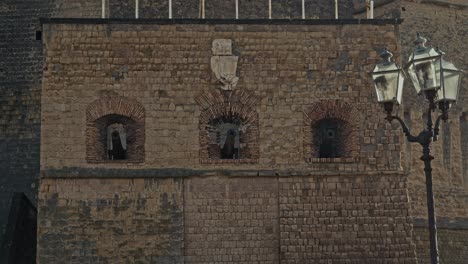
[210,39,239,91]
[221,129,238,159]
[207,120,249,159]
[107,123,127,160]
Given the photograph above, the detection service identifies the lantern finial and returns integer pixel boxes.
[380,47,393,64]
[414,33,427,48]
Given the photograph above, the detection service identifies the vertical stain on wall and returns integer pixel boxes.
[461,113,468,188]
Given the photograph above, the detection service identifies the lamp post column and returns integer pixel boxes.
[420,106,439,264]
[422,143,439,264]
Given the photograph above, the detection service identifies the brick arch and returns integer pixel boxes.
[303,100,360,162]
[196,89,260,164]
[86,96,145,163]
[86,96,145,123]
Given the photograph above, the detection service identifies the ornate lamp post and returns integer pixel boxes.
[371,34,463,264]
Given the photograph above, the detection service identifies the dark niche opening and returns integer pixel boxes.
[207,115,247,160]
[95,114,137,162]
[313,118,345,158]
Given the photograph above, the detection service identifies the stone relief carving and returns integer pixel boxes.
[210,39,239,91]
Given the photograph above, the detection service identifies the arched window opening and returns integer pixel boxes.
[197,89,260,164]
[303,100,359,163]
[207,116,247,160]
[313,118,345,158]
[93,114,138,162]
[86,96,145,164]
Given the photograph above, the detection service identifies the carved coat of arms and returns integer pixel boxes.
[210,39,239,91]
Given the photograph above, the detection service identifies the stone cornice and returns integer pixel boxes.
[41,167,408,178]
[40,18,403,26]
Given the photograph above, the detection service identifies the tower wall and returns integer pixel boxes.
[355,1,468,263]
[37,20,417,263]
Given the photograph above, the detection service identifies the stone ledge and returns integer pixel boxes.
[41,167,409,179]
[40,18,403,26]
[306,157,359,163]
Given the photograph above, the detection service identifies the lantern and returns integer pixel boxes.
[434,49,463,111]
[371,48,405,105]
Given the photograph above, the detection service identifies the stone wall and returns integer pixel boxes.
[0,0,380,245]
[184,177,279,263]
[105,0,354,19]
[0,0,52,239]
[38,172,417,263]
[49,0,355,19]
[40,21,402,171]
[355,1,468,263]
[37,20,418,262]
[38,178,184,263]
[413,226,468,264]
[278,174,415,263]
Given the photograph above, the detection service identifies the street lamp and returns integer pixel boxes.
[371,34,463,264]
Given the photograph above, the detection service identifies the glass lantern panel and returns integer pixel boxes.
[436,60,461,102]
[410,47,440,62]
[438,72,461,101]
[372,67,401,103]
[407,47,440,94]
[396,72,404,104]
[407,59,438,93]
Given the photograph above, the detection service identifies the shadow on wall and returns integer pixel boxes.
[0,193,37,264]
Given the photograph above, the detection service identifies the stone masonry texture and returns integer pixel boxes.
[38,178,184,263]
[0,0,352,244]
[0,0,354,243]
[355,1,468,263]
[37,20,419,263]
[1,0,467,262]
[40,21,402,171]
[0,0,52,238]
